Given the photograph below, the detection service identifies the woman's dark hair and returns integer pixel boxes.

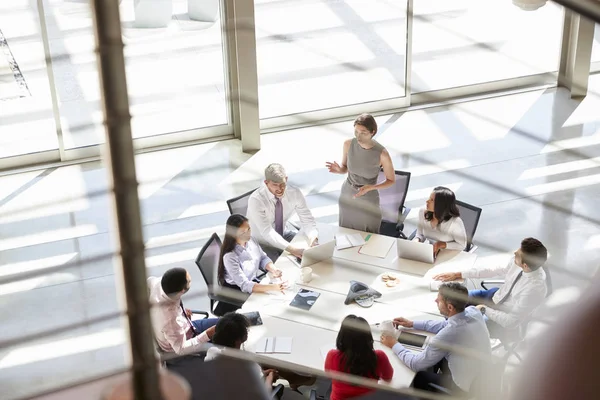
[217,214,249,286]
[425,186,460,224]
[354,113,377,136]
[161,267,188,296]
[212,312,250,348]
[336,315,379,379]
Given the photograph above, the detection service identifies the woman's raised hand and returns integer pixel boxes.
[326,161,342,174]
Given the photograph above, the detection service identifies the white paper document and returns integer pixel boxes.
[335,234,365,250]
[256,337,293,354]
[358,235,395,258]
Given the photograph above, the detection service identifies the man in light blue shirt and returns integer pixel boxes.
[381,282,491,395]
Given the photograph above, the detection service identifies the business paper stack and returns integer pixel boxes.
[335,233,366,250]
[255,337,293,354]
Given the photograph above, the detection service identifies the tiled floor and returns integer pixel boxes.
[2,76,600,398]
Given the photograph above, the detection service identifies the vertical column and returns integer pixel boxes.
[36,0,66,160]
[223,0,261,152]
[558,9,595,98]
[89,1,161,399]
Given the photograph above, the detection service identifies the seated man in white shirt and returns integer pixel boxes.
[148,267,219,355]
[381,283,491,395]
[433,237,548,339]
[247,163,318,262]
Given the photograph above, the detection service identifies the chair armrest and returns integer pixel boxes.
[271,384,285,400]
[287,221,300,231]
[399,206,411,223]
[190,310,209,319]
[407,229,417,241]
[256,270,267,281]
[468,244,478,253]
[309,389,319,400]
[428,383,452,394]
[481,280,505,290]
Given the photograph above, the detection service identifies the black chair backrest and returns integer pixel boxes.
[455,200,482,252]
[226,188,258,216]
[377,169,411,224]
[170,356,271,400]
[195,233,222,289]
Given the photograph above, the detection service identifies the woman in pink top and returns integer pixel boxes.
[325,315,394,400]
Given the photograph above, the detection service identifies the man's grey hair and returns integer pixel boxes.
[264,163,287,183]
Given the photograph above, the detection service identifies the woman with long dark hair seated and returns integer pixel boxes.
[325,315,394,400]
[415,186,467,254]
[214,214,285,316]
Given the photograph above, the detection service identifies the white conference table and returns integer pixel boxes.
[242,223,478,388]
[245,315,429,389]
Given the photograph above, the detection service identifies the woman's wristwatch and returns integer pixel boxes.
[479,306,486,315]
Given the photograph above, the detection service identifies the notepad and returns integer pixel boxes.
[358,235,395,258]
[256,337,293,354]
[335,234,365,250]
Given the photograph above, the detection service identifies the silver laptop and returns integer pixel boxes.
[397,239,436,264]
[289,240,335,267]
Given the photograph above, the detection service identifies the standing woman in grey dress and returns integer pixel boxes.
[326,114,395,233]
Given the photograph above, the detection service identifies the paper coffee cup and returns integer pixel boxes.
[301,267,313,283]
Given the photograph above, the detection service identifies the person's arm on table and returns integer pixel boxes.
[375,350,394,382]
[381,334,447,372]
[394,317,448,334]
[223,253,283,294]
[434,259,512,282]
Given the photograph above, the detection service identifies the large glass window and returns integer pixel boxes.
[0,1,59,160]
[411,0,563,93]
[31,0,229,151]
[254,0,408,120]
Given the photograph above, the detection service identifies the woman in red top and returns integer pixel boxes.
[325,315,394,400]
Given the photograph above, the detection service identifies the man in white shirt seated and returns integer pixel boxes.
[148,267,219,355]
[247,163,318,262]
[433,237,548,339]
[381,283,491,395]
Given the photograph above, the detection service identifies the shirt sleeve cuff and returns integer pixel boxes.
[196,332,210,344]
[259,258,272,270]
[392,343,405,355]
[412,321,426,331]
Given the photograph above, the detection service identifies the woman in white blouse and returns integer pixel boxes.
[214,214,285,315]
[415,186,467,254]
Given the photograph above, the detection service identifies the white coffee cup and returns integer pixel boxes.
[380,320,399,339]
[301,267,313,283]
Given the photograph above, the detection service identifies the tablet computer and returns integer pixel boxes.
[397,331,427,349]
[242,311,263,326]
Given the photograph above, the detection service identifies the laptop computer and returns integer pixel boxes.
[289,240,335,268]
[397,239,436,264]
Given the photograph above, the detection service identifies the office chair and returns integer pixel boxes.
[455,200,482,253]
[378,169,411,238]
[195,233,267,316]
[226,188,257,216]
[406,199,482,252]
[195,233,242,316]
[169,355,279,400]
